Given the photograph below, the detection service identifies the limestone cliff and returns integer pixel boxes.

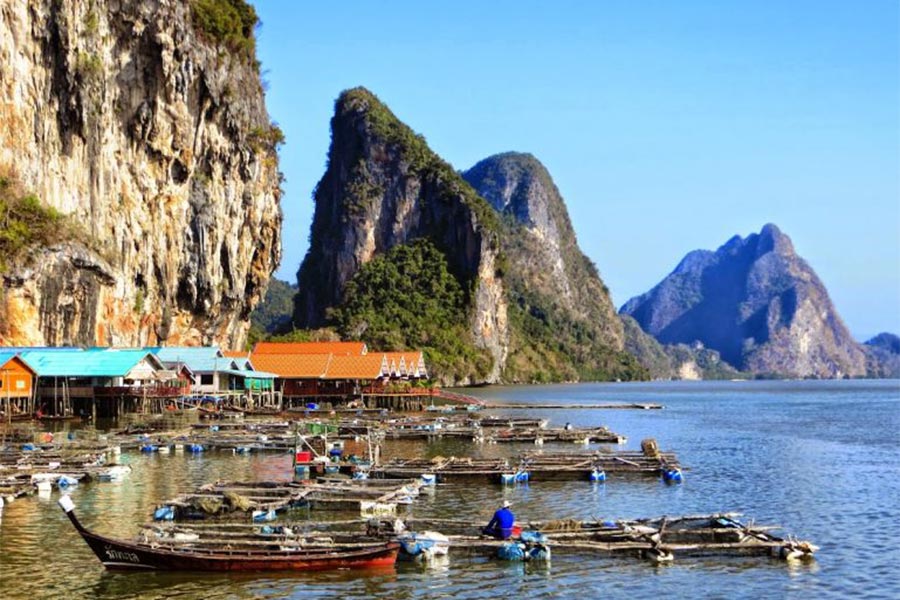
[863,333,900,378]
[293,91,646,384]
[621,314,742,380]
[462,153,642,382]
[0,0,282,347]
[294,88,507,383]
[621,224,866,378]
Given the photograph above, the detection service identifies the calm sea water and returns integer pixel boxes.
[1,380,898,599]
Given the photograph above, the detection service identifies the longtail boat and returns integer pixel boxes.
[58,496,399,571]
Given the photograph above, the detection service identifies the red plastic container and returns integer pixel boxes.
[295,451,312,463]
[511,524,523,537]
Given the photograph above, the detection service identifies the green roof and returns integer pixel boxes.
[17,349,162,377]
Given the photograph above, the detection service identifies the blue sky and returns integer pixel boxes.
[254,1,899,340]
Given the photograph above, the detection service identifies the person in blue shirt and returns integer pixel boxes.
[483,500,515,539]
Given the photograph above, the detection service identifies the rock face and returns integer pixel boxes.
[463,153,638,382]
[293,90,643,384]
[863,333,900,378]
[0,0,282,347]
[621,314,741,380]
[621,224,866,378]
[294,88,507,383]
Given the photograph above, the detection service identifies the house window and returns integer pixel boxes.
[200,374,214,385]
[16,380,25,390]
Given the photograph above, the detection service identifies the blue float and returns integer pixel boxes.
[153,505,175,521]
[57,475,79,489]
[590,469,607,482]
[497,541,526,561]
[252,509,276,522]
[662,468,684,483]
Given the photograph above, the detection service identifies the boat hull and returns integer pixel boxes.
[79,528,399,571]
[61,499,398,572]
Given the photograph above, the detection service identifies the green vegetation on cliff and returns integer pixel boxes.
[249,278,296,336]
[462,153,644,383]
[328,239,493,382]
[505,286,646,382]
[0,172,80,273]
[191,0,258,59]
[337,88,501,240]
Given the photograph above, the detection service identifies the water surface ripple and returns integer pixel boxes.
[1,380,897,599]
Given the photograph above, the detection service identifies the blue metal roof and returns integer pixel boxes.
[148,347,231,372]
[0,351,20,367]
[17,349,161,377]
[0,346,84,352]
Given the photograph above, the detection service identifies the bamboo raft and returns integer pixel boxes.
[112,414,627,453]
[154,478,425,521]
[383,425,623,444]
[371,446,681,482]
[135,512,816,563]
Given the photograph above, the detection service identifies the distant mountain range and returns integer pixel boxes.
[620,224,879,378]
[249,87,896,382]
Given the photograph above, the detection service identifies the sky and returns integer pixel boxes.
[253,1,899,341]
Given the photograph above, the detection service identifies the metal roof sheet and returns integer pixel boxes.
[148,347,232,372]
[17,349,162,377]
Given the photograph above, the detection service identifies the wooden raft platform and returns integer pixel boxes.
[371,447,681,482]
[155,478,425,521]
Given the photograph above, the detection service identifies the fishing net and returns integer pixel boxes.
[540,519,582,532]
[192,497,223,514]
[223,490,253,512]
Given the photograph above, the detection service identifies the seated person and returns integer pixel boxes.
[482,500,515,539]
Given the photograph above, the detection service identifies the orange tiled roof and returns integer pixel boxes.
[222,350,249,359]
[252,341,367,356]
[323,354,388,380]
[248,353,332,378]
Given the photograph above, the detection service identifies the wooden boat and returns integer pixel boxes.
[58,496,400,571]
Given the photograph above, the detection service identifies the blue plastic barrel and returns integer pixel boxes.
[154,506,175,521]
[590,469,607,482]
